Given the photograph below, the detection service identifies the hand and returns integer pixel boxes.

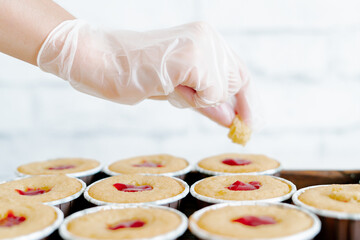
[38,20,250,126]
[177,78,253,128]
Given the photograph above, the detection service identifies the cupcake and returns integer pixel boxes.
[103,154,192,179]
[84,174,189,209]
[59,205,187,240]
[293,184,360,240]
[196,153,281,176]
[189,202,321,240]
[191,175,296,207]
[16,158,103,184]
[0,198,63,240]
[0,175,86,216]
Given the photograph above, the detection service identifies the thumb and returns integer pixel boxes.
[174,85,235,127]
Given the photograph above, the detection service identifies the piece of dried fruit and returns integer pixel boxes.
[113,183,153,192]
[233,216,276,226]
[227,181,261,191]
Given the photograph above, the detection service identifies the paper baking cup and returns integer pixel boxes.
[16,162,104,185]
[190,175,296,207]
[2,205,63,240]
[189,202,321,240]
[292,185,360,240]
[44,177,87,216]
[103,161,193,180]
[195,163,282,177]
[0,176,86,217]
[84,175,189,209]
[59,205,188,240]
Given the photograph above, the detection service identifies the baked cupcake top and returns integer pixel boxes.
[0,198,59,239]
[197,153,280,174]
[298,184,360,213]
[17,158,100,175]
[87,175,185,204]
[193,175,293,201]
[107,154,189,175]
[0,175,84,203]
[190,204,315,239]
[64,207,184,239]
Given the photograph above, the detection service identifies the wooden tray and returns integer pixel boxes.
[179,170,360,240]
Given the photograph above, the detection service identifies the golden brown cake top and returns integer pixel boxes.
[191,205,314,239]
[0,175,83,203]
[67,207,182,239]
[0,198,58,239]
[198,153,280,173]
[298,184,360,213]
[194,175,292,201]
[88,175,185,204]
[17,158,100,175]
[108,154,189,174]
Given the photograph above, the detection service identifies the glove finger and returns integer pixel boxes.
[149,95,167,100]
[170,85,235,127]
[196,102,235,127]
[234,86,252,127]
[168,85,196,108]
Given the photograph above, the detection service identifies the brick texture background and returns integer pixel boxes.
[1,0,360,180]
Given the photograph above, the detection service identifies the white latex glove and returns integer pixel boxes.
[38,20,251,127]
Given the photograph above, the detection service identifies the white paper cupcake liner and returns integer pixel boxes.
[84,175,189,209]
[195,163,282,177]
[44,177,86,216]
[59,205,188,240]
[292,185,360,220]
[190,175,296,205]
[103,161,193,180]
[0,176,86,217]
[293,185,360,240]
[15,162,104,185]
[189,202,321,240]
[2,205,63,240]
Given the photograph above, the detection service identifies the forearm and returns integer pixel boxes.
[0,0,75,65]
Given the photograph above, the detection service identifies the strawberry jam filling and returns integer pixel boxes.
[227,181,261,191]
[113,183,153,192]
[15,187,51,196]
[133,162,163,167]
[0,211,26,227]
[108,220,145,230]
[47,165,76,170]
[233,216,276,226]
[222,158,252,166]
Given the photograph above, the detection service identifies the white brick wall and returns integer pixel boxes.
[1,0,360,181]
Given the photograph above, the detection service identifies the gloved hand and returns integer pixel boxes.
[37,20,252,127]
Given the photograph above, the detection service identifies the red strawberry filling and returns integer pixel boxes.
[0,211,26,227]
[133,162,163,167]
[15,187,51,196]
[222,159,252,166]
[108,220,145,230]
[47,165,76,170]
[113,183,153,192]
[227,181,261,191]
[233,216,276,226]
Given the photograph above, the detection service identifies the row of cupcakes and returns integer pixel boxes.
[15,153,282,181]
[0,197,321,240]
[0,173,295,213]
